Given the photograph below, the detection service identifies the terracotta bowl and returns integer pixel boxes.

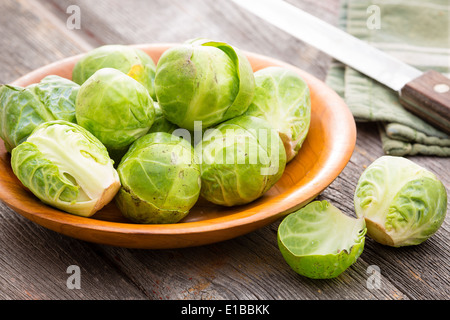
[0,44,356,249]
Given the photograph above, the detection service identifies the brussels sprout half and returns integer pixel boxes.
[155,38,255,131]
[278,200,366,279]
[116,132,201,224]
[72,44,157,99]
[195,115,286,206]
[75,68,155,162]
[11,120,120,217]
[245,67,311,162]
[354,156,447,247]
[0,75,79,152]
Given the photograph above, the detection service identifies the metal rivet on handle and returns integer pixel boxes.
[433,84,450,93]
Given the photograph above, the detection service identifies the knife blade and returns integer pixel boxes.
[231,0,450,134]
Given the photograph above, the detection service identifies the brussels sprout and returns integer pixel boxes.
[354,156,447,247]
[72,44,157,99]
[154,38,255,131]
[11,120,120,217]
[0,75,79,152]
[195,115,286,206]
[75,68,155,160]
[116,132,201,224]
[244,67,311,162]
[278,200,366,279]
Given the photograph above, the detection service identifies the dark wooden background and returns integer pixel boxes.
[1,0,449,300]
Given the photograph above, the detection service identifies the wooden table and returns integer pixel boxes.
[1,0,448,301]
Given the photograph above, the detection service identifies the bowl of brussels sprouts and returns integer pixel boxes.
[0,41,356,248]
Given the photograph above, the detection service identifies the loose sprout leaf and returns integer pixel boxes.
[279,201,366,255]
[196,39,256,120]
[278,200,366,279]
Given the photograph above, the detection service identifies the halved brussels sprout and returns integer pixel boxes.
[116,132,201,224]
[278,200,366,279]
[354,156,447,247]
[75,68,155,161]
[244,67,311,162]
[72,44,157,99]
[154,38,255,131]
[11,120,120,217]
[0,75,79,152]
[195,115,286,206]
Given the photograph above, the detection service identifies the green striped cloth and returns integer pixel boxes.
[326,0,450,156]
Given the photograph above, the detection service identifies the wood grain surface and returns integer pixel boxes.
[0,0,449,300]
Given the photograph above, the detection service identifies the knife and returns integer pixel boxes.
[231,0,450,134]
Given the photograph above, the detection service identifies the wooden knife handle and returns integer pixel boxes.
[399,70,450,135]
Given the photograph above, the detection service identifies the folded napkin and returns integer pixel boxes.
[326,0,450,156]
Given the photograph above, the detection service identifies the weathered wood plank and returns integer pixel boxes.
[91,224,404,300]
[41,0,339,80]
[0,0,91,84]
[0,200,148,299]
